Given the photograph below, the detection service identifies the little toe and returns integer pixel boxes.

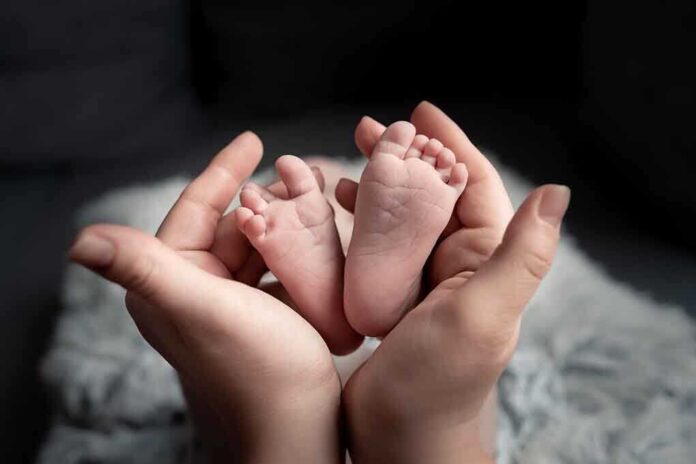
[436,148,457,182]
[372,121,416,160]
[447,163,469,195]
[240,188,269,214]
[276,155,320,198]
[405,134,429,159]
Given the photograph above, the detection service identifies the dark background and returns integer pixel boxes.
[1,1,695,461]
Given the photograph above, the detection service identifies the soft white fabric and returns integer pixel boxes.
[38,158,696,463]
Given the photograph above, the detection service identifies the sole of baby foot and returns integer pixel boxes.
[236,155,362,355]
[344,121,468,336]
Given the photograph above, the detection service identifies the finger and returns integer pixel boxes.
[258,280,298,311]
[304,157,347,192]
[69,225,257,312]
[234,250,268,287]
[209,210,268,285]
[178,250,232,279]
[410,101,513,231]
[69,224,274,373]
[335,178,358,213]
[157,131,263,250]
[430,226,501,286]
[354,115,387,158]
[265,179,289,199]
[411,102,496,188]
[447,185,570,336]
[209,211,253,273]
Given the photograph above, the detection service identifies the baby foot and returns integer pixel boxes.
[235,155,362,355]
[344,121,468,336]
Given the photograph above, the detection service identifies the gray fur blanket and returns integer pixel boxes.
[38,159,696,463]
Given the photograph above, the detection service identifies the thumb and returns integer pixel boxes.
[448,185,570,346]
[70,224,224,305]
[68,224,256,350]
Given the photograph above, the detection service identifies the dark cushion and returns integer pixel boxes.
[0,0,203,162]
[581,1,696,234]
[195,2,416,115]
[195,2,583,117]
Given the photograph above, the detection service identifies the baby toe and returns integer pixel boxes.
[405,134,429,159]
[276,155,320,198]
[421,138,444,166]
[436,147,456,170]
[423,138,444,157]
[240,188,269,214]
[413,134,429,150]
[244,214,267,239]
[447,163,469,195]
[372,121,416,160]
[235,207,255,230]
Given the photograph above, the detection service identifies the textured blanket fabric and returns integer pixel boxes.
[38,159,696,463]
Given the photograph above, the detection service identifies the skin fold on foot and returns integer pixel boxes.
[344,121,468,336]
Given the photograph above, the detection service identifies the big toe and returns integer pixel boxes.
[371,121,416,160]
[275,155,320,198]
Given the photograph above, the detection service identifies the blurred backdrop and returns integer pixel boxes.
[1,1,695,460]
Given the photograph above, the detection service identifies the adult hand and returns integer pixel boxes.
[342,101,514,287]
[69,132,343,464]
[339,103,570,463]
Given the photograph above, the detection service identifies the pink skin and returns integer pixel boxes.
[67,102,568,463]
[235,155,362,355]
[344,121,468,337]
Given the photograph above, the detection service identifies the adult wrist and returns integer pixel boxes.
[344,389,492,464]
[347,418,492,464]
[246,385,344,464]
[186,373,344,464]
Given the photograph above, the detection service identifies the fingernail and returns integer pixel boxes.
[537,185,571,227]
[69,234,115,268]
